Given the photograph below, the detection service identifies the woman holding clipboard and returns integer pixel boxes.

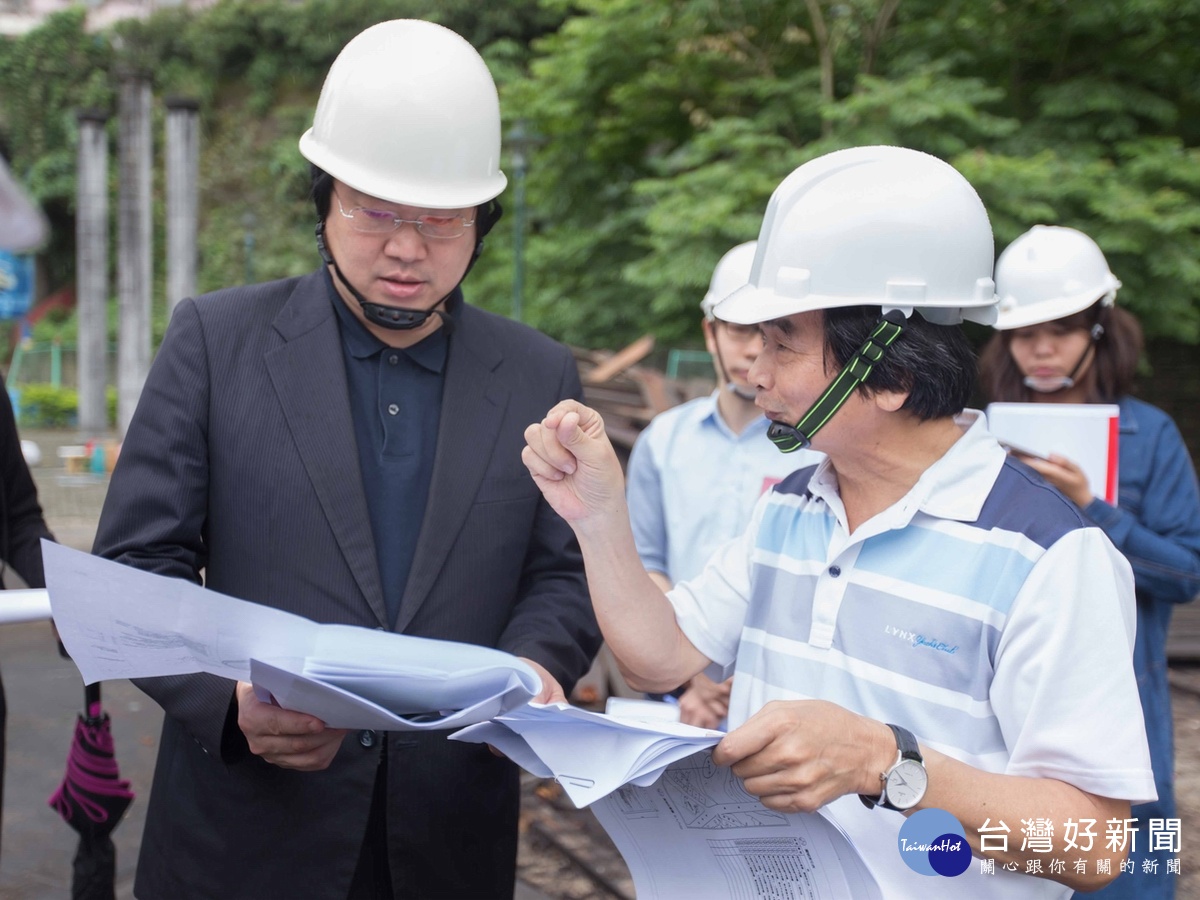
[981,225,1200,900]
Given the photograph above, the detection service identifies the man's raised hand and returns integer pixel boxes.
[522,400,626,527]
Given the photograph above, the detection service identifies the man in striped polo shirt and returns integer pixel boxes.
[523,146,1155,899]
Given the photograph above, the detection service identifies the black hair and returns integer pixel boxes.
[823,306,978,420]
[310,164,335,219]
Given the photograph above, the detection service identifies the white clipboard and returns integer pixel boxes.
[985,403,1120,503]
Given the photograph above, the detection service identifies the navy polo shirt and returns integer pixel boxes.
[329,275,448,627]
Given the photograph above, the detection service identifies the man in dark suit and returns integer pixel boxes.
[92,19,600,900]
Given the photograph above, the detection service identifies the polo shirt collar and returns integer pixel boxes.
[909,410,1006,522]
[404,326,448,374]
[805,410,1005,530]
[327,269,451,372]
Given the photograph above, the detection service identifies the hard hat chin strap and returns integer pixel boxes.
[315,220,456,334]
[767,310,907,453]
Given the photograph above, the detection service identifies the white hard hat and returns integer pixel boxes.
[701,241,757,319]
[299,19,507,210]
[993,225,1120,330]
[715,146,998,327]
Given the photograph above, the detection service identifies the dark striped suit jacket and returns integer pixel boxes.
[93,270,600,899]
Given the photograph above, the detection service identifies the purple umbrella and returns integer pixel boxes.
[48,682,135,900]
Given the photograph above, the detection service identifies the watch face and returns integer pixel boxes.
[886,759,928,810]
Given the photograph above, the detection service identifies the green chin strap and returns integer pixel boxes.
[766,309,908,453]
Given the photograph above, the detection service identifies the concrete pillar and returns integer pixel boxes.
[75,109,109,437]
[165,97,199,318]
[116,73,152,438]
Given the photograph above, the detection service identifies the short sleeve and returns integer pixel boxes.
[991,527,1157,804]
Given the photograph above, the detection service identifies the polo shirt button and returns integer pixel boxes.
[388,354,399,365]
[387,403,399,416]
[358,729,377,748]
[829,565,841,577]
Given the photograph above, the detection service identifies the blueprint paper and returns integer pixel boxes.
[592,750,881,900]
[250,659,536,731]
[452,707,879,899]
[43,541,540,730]
[451,701,724,806]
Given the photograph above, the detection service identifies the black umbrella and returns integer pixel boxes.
[48,681,135,900]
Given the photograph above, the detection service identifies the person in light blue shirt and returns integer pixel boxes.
[626,241,821,727]
[981,225,1200,900]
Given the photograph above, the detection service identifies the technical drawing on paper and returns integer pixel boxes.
[607,784,660,820]
[607,752,788,829]
[592,751,880,900]
[661,752,788,829]
[711,836,827,900]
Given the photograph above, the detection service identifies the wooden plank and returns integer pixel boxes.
[583,335,655,385]
[583,385,646,406]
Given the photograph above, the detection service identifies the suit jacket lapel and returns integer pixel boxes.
[265,273,388,626]
[395,306,509,632]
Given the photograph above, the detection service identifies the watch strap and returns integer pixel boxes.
[889,723,920,763]
[859,723,922,810]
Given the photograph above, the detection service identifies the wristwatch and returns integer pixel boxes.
[859,723,927,812]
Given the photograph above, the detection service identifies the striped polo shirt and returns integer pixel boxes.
[669,412,1155,900]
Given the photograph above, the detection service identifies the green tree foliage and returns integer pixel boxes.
[1,0,1198,355]
[0,9,113,289]
[0,0,558,328]
[508,0,1200,348]
[894,0,1200,341]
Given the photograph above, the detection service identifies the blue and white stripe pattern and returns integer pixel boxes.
[670,413,1155,899]
[746,465,1068,756]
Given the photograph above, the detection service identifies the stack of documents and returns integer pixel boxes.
[453,701,724,807]
[590,750,881,899]
[46,542,882,898]
[454,704,880,899]
[43,541,540,730]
